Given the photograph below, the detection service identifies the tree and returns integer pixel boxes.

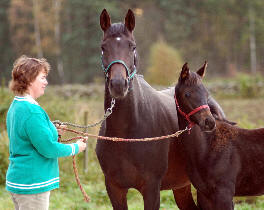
[0,0,14,83]
[60,0,119,83]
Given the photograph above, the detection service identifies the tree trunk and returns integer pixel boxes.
[33,0,43,58]
[249,6,257,74]
[53,0,65,84]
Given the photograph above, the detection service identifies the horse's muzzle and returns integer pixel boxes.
[200,117,216,132]
[109,78,129,99]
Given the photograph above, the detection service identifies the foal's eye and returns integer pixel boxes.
[185,92,191,97]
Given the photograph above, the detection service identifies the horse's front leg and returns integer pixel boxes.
[141,178,161,210]
[173,185,199,210]
[105,177,128,210]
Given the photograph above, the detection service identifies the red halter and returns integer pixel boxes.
[174,95,210,133]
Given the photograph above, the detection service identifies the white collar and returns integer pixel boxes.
[14,94,39,105]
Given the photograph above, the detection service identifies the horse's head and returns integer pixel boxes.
[100,9,137,99]
[175,62,216,132]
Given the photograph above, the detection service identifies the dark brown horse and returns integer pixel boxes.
[96,9,227,210]
[175,62,264,210]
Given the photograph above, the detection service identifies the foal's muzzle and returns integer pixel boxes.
[196,110,216,132]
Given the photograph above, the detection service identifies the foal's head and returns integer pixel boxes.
[175,62,216,132]
[100,9,137,99]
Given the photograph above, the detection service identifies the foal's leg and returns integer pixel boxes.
[141,179,161,210]
[213,188,234,210]
[198,188,234,210]
[173,185,199,210]
[105,178,128,210]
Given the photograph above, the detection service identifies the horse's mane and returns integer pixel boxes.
[136,74,154,90]
[135,74,174,96]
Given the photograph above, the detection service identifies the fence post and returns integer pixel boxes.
[83,111,89,173]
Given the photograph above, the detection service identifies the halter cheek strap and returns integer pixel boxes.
[174,95,210,133]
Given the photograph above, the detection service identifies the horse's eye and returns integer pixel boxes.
[185,92,191,97]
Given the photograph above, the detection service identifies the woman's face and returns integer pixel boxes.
[28,69,48,99]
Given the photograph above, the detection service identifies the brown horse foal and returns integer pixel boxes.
[175,62,264,210]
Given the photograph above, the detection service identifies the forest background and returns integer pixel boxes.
[0,0,264,84]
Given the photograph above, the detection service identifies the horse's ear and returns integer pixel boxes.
[125,9,135,32]
[180,63,190,81]
[196,61,207,78]
[100,9,111,32]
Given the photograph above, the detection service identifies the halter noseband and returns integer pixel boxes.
[101,52,137,82]
[174,95,210,133]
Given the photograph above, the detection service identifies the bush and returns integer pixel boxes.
[0,87,13,126]
[0,131,9,184]
[206,73,264,99]
[238,73,264,98]
[145,40,183,86]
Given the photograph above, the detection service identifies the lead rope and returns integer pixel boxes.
[54,99,116,203]
[58,126,189,203]
[52,98,115,129]
[54,98,189,202]
[58,136,90,202]
[72,155,90,202]
[60,126,189,142]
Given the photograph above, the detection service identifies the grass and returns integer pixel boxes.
[1,85,264,209]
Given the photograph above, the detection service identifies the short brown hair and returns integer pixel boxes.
[10,55,50,95]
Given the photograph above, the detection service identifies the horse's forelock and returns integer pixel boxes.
[104,23,131,38]
[179,72,202,86]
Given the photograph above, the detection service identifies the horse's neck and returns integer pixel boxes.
[104,76,149,127]
[178,112,211,160]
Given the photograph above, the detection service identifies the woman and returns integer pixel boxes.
[6,55,87,210]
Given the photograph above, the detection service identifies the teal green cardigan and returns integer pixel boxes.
[6,95,79,194]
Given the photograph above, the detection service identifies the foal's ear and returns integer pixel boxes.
[180,63,190,81]
[196,61,207,78]
[125,9,135,32]
[100,9,111,32]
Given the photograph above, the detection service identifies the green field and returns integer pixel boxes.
[0,84,264,210]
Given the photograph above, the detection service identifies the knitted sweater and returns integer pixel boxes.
[6,95,79,194]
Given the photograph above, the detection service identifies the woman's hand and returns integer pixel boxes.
[76,137,87,153]
[56,124,67,136]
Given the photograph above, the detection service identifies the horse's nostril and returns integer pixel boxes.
[124,79,128,88]
[205,118,210,126]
